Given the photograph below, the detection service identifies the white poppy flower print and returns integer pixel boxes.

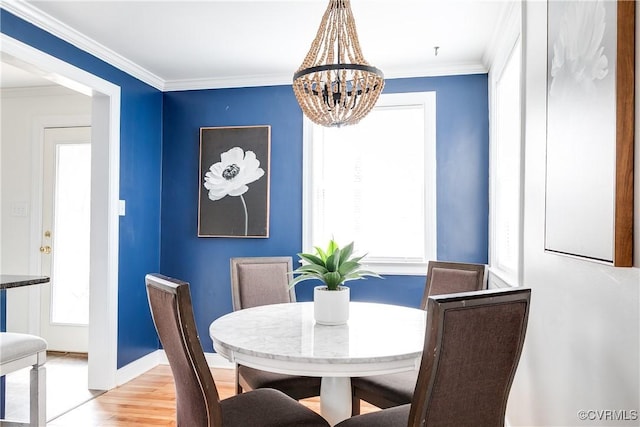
[550,0,608,98]
[204,147,265,201]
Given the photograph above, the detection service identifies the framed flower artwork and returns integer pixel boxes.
[544,0,634,266]
[198,126,271,237]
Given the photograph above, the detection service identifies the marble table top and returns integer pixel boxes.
[209,301,427,377]
[0,275,50,290]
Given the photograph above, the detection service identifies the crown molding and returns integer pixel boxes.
[1,0,165,90]
[163,73,293,92]
[163,62,488,92]
[483,0,521,70]
[383,62,488,80]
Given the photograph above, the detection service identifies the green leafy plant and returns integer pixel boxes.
[290,239,381,290]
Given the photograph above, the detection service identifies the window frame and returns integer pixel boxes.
[302,91,437,275]
[488,4,523,288]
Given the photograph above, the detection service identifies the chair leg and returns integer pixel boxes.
[29,364,46,427]
[351,395,361,416]
[235,364,242,395]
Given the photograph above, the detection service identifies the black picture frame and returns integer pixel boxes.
[198,126,271,238]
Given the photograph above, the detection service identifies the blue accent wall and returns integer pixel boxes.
[161,75,489,352]
[1,10,163,367]
[2,8,488,360]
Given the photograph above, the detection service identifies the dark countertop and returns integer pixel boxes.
[0,275,50,290]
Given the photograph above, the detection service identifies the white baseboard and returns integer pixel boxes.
[115,350,234,386]
[156,350,233,369]
[116,350,161,386]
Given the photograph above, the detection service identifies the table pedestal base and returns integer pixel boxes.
[320,376,352,426]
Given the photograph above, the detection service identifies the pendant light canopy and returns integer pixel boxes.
[293,0,384,127]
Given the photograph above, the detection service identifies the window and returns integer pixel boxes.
[490,36,522,286]
[303,92,436,275]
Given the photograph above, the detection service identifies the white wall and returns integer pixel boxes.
[0,85,91,332]
[507,2,640,426]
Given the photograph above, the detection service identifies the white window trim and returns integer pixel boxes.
[302,91,437,276]
[488,1,524,288]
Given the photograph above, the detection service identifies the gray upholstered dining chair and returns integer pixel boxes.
[145,273,330,427]
[337,287,531,427]
[229,257,322,400]
[351,260,486,415]
[420,260,486,307]
[230,257,296,311]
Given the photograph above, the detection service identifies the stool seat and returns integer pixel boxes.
[0,332,47,426]
[0,333,47,366]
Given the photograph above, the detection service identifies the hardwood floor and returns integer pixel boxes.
[48,365,378,426]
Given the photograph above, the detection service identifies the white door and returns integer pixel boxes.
[40,127,91,352]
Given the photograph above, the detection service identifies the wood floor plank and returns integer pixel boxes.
[48,366,378,426]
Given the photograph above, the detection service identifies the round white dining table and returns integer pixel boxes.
[209,301,426,425]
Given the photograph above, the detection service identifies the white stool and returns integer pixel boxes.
[0,333,47,427]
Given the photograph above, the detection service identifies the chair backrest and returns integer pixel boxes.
[409,287,531,427]
[420,261,487,308]
[145,274,222,427]
[230,257,295,311]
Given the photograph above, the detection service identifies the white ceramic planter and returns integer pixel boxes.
[314,285,350,325]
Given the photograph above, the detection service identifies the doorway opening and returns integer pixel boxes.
[1,33,121,392]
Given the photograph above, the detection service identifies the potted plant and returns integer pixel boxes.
[290,239,381,325]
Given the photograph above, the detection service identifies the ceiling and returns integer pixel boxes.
[0,60,53,88]
[1,0,511,91]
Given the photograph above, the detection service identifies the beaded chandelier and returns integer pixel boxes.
[293,0,384,127]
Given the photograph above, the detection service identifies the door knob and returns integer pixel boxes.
[40,245,51,254]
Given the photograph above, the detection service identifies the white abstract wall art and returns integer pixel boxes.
[545,0,634,266]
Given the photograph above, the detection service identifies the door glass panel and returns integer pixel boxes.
[51,143,91,325]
